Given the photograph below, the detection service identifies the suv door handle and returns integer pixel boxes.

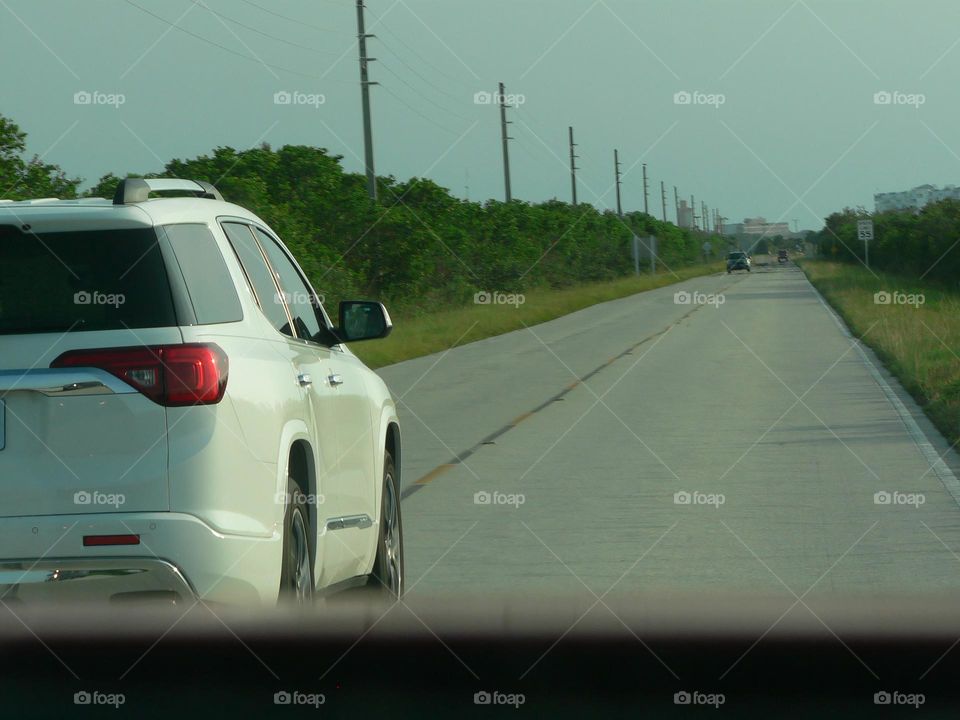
[297,373,313,387]
[328,373,344,387]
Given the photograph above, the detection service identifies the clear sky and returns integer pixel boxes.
[2,0,958,230]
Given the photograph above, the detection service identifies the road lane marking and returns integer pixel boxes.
[415,464,456,485]
[401,277,744,500]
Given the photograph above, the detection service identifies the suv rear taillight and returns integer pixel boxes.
[51,343,228,406]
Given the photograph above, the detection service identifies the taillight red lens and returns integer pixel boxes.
[51,343,228,407]
[83,534,140,547]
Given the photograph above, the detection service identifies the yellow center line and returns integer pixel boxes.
[414,464,457,485]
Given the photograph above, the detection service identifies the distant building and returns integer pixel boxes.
[677,200,695,229]
[874,184,960,213]
[724,217,792,239]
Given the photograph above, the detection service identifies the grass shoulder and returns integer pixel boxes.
[798,259,960,446]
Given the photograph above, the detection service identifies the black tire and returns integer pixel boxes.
[279,475,314,605]
[366,452,404,599]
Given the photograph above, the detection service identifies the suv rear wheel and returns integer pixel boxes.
[279,476,314,605]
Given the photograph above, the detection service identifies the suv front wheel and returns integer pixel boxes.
[366,452,404,599]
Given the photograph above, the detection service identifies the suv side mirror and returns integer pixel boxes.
[334,301,393,343]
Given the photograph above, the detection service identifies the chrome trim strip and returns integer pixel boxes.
[325,514,374,531]
[0,369,135,397]
[38,381,114,397]
[0,558,195,602]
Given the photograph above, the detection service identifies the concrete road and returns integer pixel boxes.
[377,260,960,600]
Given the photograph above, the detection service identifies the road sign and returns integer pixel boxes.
[857,220,874,242]
[702,241,712,254]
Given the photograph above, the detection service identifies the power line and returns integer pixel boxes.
[379,84,463,136]
[236,0,342,33]
[200,5,343,55]
[365,8,470,86]
[376,36,469,106]
[376,61,471,122]
[124,0,328,79]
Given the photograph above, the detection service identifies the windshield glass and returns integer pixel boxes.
[2,0,960,712]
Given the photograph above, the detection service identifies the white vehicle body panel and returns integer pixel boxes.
[0,195,400,605]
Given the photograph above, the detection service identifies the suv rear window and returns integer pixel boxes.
[0,225,177,335]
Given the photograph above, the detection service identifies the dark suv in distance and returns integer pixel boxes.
[778,249,789,263]
[726,251,751,273]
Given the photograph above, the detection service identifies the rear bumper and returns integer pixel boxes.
[0,512,282,606]
[0,558,194,605]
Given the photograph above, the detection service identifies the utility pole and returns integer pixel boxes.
[660,181,667,222]
[702,202,709,233]
[674,186,680,225]
[614,149,623,217]
[498,82,513,202]
[691,195,697,230]
[642,163,650,215]
[568,127,578,206]
[356,0,378,202]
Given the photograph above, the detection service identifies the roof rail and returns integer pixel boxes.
[113,178,223,205]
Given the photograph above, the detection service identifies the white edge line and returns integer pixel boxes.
[804,275,960,506]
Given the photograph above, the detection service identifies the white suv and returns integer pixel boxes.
[0,178,403,606]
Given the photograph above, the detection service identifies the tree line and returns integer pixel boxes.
[2,113,727,312]
[813,202,960,283]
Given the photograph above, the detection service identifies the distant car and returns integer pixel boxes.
[726,251,751,273]
[778,249,789,263]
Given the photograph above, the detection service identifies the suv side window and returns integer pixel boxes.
[252,227,332,344]
[222,222,292,337]
[161,223,243,325]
